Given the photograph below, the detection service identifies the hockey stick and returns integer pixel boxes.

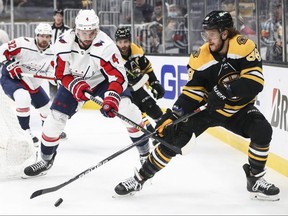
[30,132,155,199]
[6,61,56,81]
[130,74,149,91]
[21,73,56,81]
[30,95,205,199]
[84,92,206,155]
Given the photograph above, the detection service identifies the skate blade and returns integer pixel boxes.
[112,192,137,198]
[250,192,280,201]
[21,171,48,179]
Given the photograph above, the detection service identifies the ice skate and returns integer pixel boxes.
[243,163,280,201]
[114,168,145,196]
[22,152,57,178]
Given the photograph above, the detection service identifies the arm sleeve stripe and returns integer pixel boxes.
[182,90,205,102]
[241,74,264,85]
[240,66,262,76]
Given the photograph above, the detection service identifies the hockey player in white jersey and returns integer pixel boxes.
[23,9,150,177]
[0,23,54,146]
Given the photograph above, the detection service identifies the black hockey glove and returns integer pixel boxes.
[150,80,165,99]
[155,108,180,143]
[207,84,231,113]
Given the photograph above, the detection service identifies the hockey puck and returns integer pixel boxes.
[54,198,63,207]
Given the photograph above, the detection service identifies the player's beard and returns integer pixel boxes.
[37,41,50,50]
[119,45,129,55]
[209,39,225,53]
[79,39,93,49]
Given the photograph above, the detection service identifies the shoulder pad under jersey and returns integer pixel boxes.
[90,31,116,57]
[12,37,34,50]
[227,35,256,59]
[188,43,217,71]
[130,43,144,57]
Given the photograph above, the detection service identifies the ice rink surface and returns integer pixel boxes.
[1,109,288,215]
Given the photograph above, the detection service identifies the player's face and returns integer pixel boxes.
[36,34,52,50]
[54,13,64,25]
[77,29,97,49]
[116,39,131,55]
[201,29,224,52]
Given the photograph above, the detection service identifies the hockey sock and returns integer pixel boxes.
[248,142,269,174]
[17,115,30,130]
[139,145,172,180]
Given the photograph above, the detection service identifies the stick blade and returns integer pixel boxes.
[30,185,60,199]
[30,189,44,199]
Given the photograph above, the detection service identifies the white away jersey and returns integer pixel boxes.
[53,29,128,94]
[0,37,54,90]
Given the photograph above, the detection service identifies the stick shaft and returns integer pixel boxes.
[30,132,154,199]
[21,73,56,80]
[6,61,56,81]
[30,94,205,199]
[85,93,205,154]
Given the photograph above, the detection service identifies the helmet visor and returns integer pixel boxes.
[201,30,222,42]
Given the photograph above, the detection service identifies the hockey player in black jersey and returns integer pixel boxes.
[115,27,165,145]
[114,10,280,201]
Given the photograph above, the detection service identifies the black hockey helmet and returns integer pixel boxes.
[115,27,131,41]
[202,10,233,32]
[54,9,64,16]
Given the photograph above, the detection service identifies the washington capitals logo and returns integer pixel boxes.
[58,35,67,43]
[94,40,104,47]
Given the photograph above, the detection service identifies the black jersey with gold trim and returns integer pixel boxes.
[175,35,264,118]
[121,43,157,85]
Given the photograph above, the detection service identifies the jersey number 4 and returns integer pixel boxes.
[112,53,119,64]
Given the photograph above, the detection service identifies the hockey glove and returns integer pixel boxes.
[8,65,22,80]
[207,84,231,113]
[155,108,180,142]
[69,78,91,102]
[150,80,165,99]
[100,91,121,118]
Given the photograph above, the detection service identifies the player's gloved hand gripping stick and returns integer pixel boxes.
[6,61,56,81]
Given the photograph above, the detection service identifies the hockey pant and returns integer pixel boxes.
[0,73,50,131]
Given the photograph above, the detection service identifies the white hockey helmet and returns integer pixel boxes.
[75,9,99,30]
[35,23,52,36]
